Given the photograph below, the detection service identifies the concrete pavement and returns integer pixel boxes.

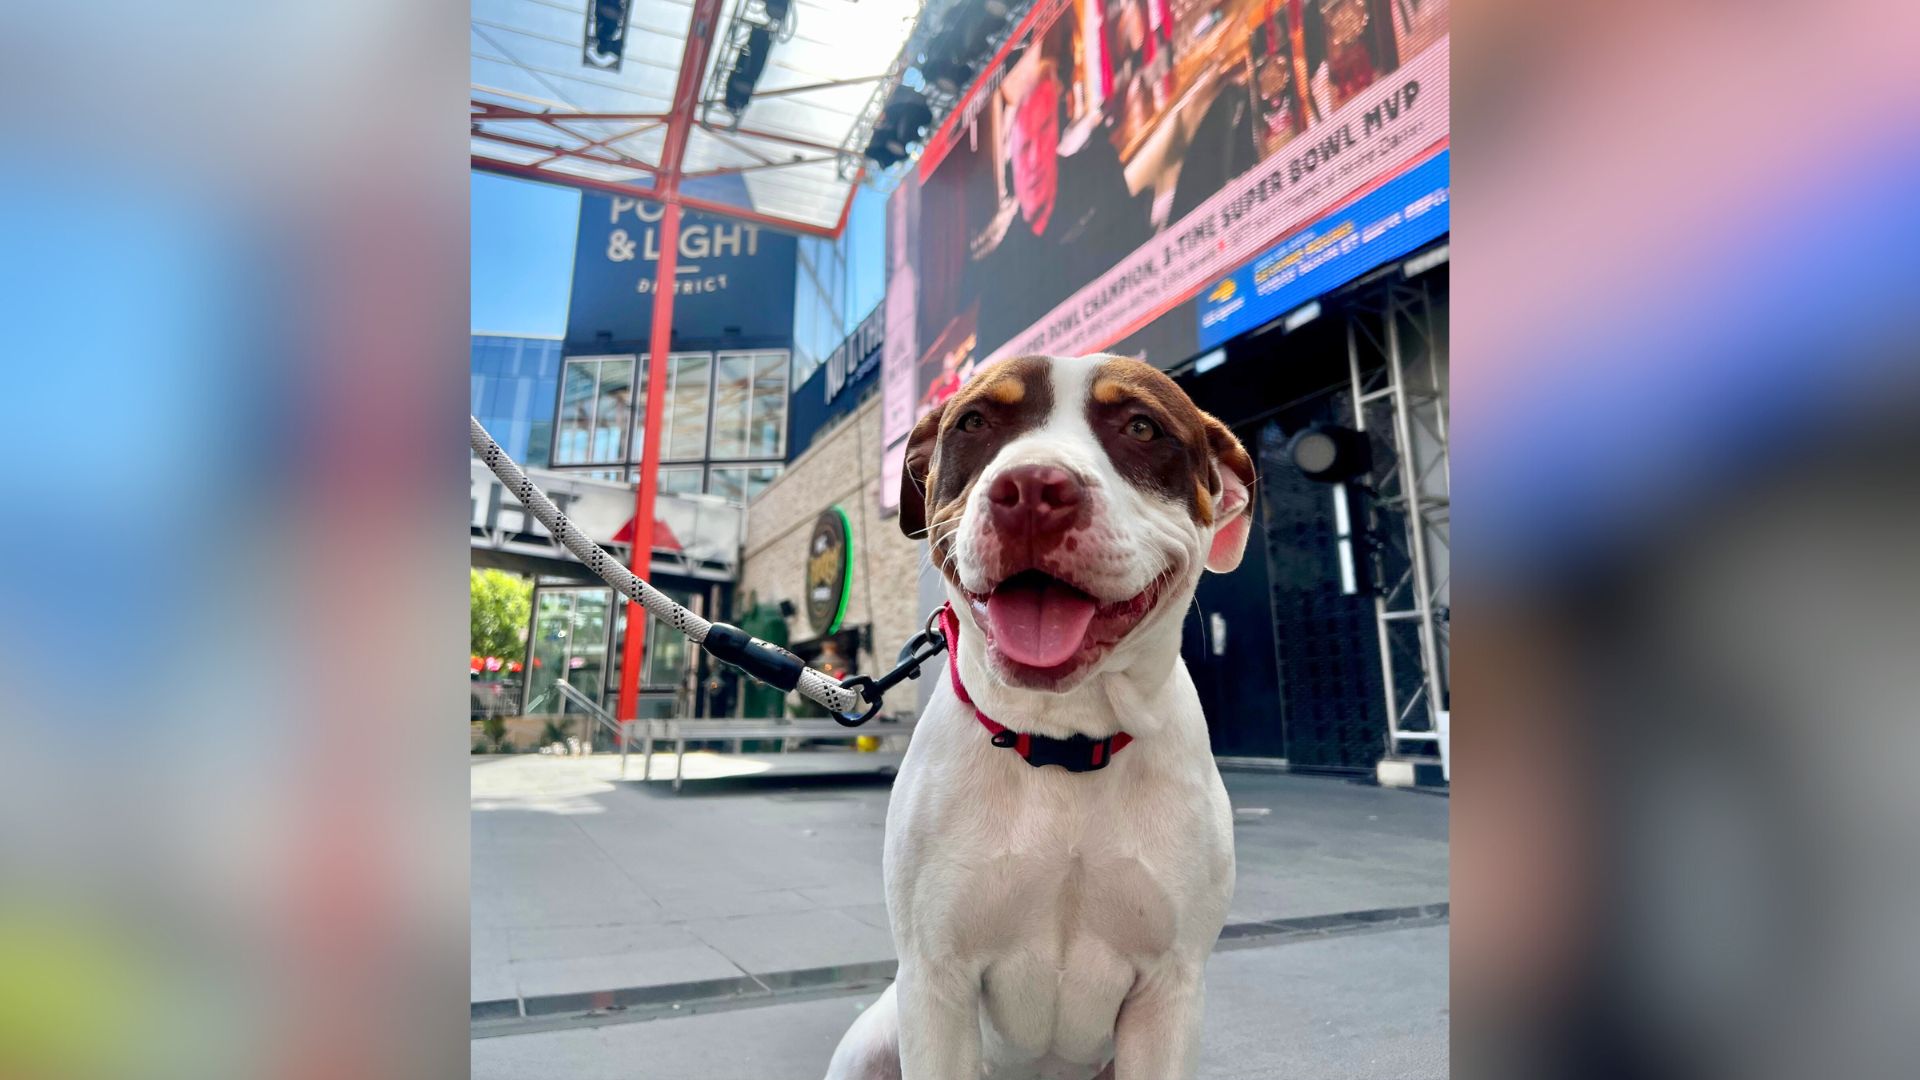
[471,753,1449,1074]
[472,922,1448,1079]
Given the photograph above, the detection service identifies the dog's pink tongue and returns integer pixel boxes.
[985,578,1097,668]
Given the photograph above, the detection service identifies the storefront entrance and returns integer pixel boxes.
[523,579,716,746]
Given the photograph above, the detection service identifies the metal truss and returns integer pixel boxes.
[1346,280,1450,764]
[701,0,794,129]
[837,42,919,184]
[838,0,1035,186]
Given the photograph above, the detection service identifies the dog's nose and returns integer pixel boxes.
[987,465,1086,536]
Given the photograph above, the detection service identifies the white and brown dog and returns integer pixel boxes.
[826,354,1256,1080]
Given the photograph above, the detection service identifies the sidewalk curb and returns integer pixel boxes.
[472,902,1448,1037]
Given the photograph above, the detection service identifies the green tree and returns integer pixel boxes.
[470,568,532,663]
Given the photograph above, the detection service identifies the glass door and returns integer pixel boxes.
[602,588,701,744]
[521,585,615,718]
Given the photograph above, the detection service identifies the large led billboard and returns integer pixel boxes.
[882,0,1448,433]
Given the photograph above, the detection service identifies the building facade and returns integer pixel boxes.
[546,348,791,504]
[548,185,802,505]
[736,392,925,720]
[728,185,907,718]
[472,186,808,736]
[471,333,563,467]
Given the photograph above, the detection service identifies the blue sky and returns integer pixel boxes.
[471,171,579,337]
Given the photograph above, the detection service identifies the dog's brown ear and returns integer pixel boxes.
[897,400,949,539]
[1203,415,1256,573]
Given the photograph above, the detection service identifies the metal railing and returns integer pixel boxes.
[553,679,641,779]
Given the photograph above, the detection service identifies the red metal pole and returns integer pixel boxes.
[616,203,680,729]
[616,0,723,733]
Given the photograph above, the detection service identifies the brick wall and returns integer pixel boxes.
[739,393,926,714]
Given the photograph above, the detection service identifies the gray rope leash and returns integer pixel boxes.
[471,416,863,715]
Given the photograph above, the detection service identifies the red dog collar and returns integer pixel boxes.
[938,604,1134,772]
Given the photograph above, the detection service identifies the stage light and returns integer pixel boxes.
[919,26,975,94]
[724,26,773,113]
[863,130,906,170]
[762,0,792,22]
[958,10,1001,55]
[878,89,934,156]
[583,0,631,71]
[921,56,975,95]
[1287,423,1372,483]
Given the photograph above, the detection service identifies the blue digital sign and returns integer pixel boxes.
[563,182,797,352]
[1196,151,1449,351]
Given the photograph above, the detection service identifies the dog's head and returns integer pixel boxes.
[900,354,1254,693]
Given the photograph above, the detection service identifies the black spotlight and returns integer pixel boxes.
[1286,423,1373,483]
[725,26,773,113]
[583,0,632,71]
[873,88,934,157]
[863,130,906,170]
[919,27,975,94]
[762,0,792,22]
[958,7,1003,55]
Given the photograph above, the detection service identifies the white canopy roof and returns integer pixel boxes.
[472,0,924,234]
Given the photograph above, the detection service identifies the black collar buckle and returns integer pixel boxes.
[1016,732,1116,773]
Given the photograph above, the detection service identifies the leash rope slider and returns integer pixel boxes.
[472,416,940,721]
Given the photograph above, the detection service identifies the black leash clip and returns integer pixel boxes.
[835,608,949,727]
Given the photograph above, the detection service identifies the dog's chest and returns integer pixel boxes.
[887,721,1232,1070]
[891,738,1212,951]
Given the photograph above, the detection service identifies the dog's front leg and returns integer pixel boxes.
[1111,964,1205,1080]
[894,957,982,1079]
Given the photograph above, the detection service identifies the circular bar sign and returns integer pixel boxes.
[806,506,854,636]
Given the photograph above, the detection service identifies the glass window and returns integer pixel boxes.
[526,418,552,467]
[750,352,787,457]
[789,185,884,388]
[522,586,613,715]
[662,352,711,461]
[709,353,754,459]
[643,605,691,688]
[710,350,787,460]
[844,184,887,316]
[606,588,698,699]
[619,355,652,460]
[568,588,611,706]
[495,374,521,418]
[524,589,573,714]
[554,359,598,465]
[555,356,636,466]
[638,464,705,495]
[593,358,633,462]
[707,464,782,506]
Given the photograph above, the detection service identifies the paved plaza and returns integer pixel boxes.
[471,753,1449,1077]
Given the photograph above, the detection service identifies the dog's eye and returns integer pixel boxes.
[1124,416,1161,442]
[957,411,987,433]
